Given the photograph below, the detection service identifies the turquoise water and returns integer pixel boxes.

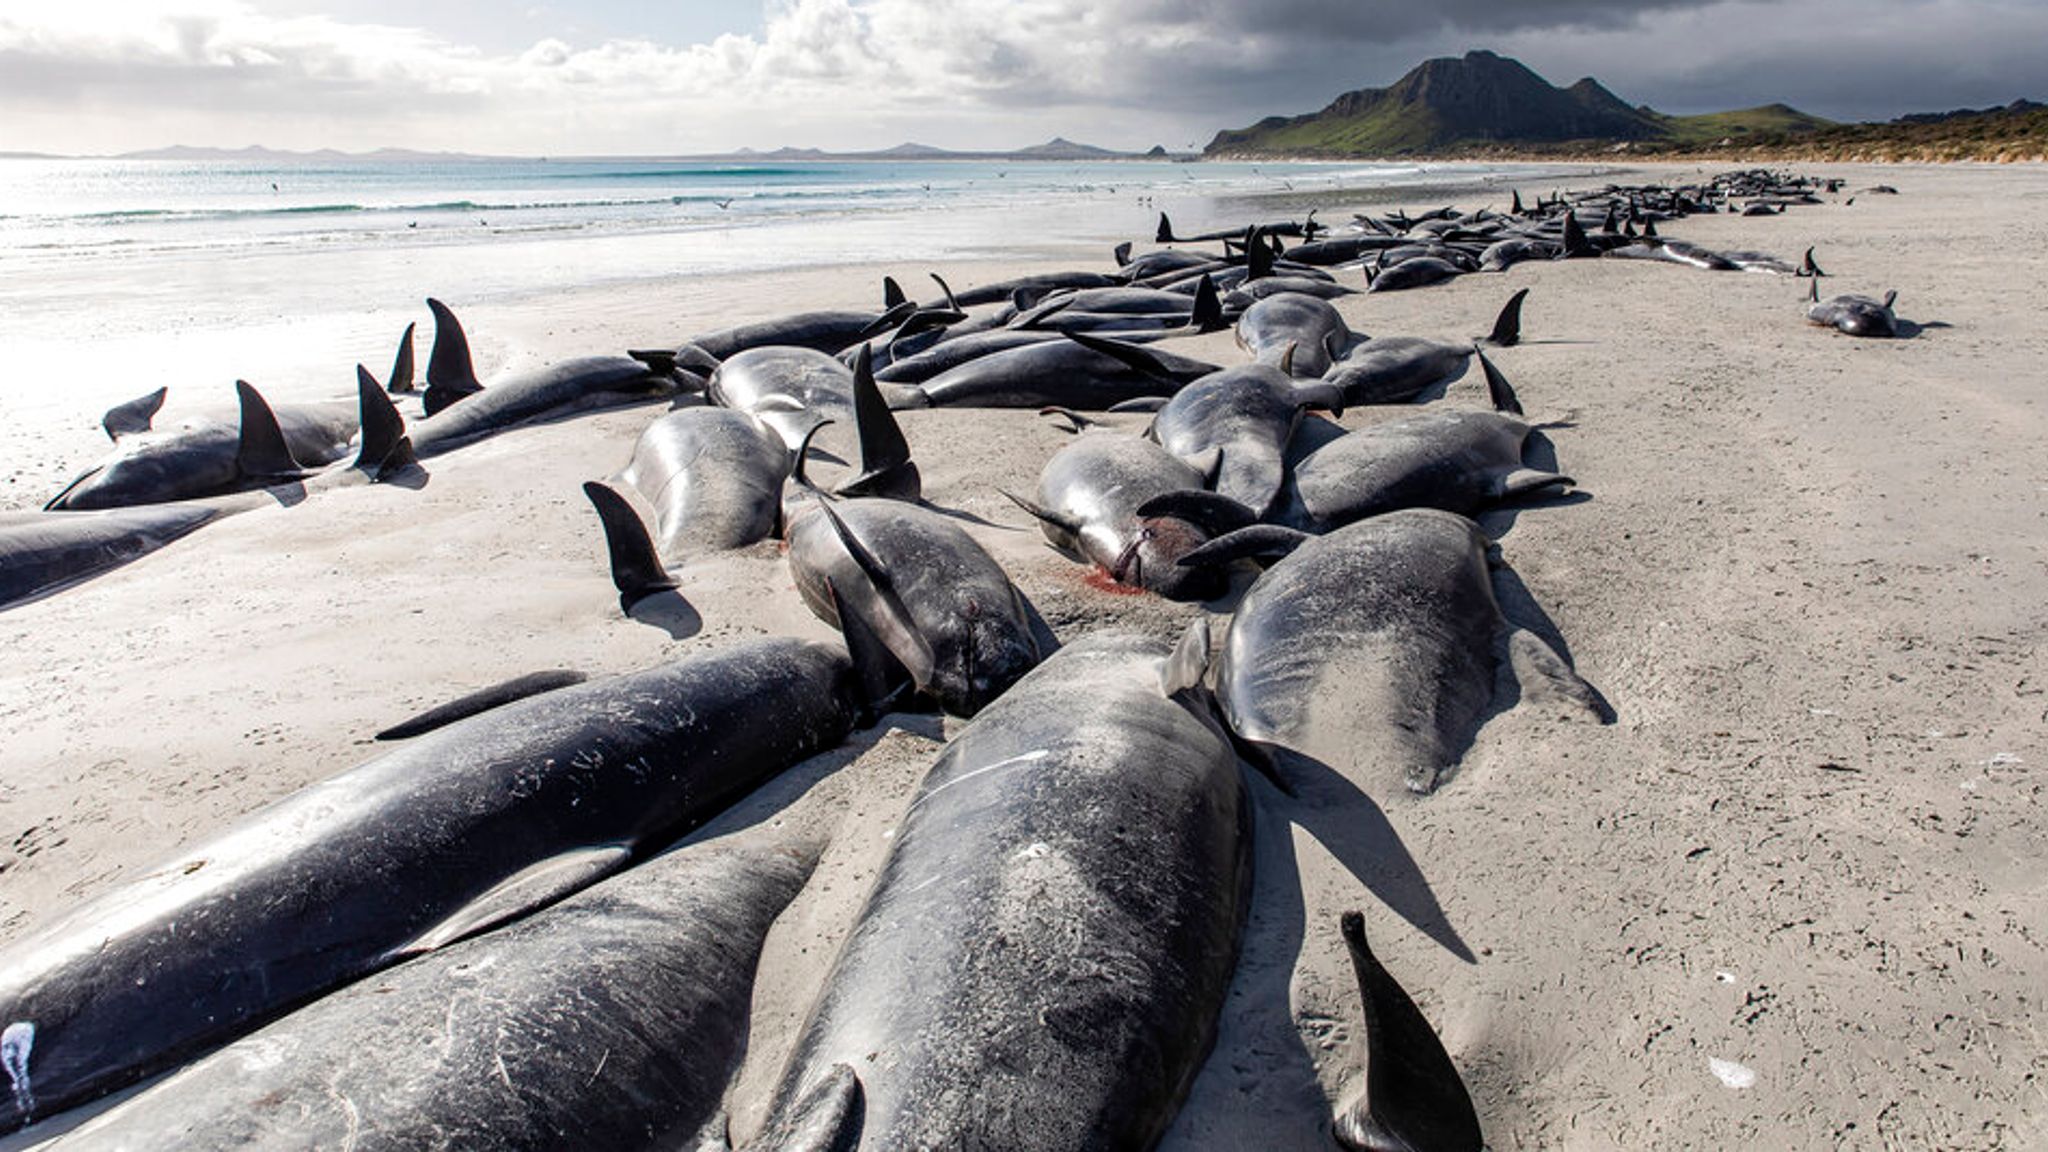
[0,156,1447,266]
[0,154,1575,503]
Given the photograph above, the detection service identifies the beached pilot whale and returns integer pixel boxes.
[1281,350,1567,528]
[751,626,1248,1152]
[0,630,892,1134]
[1144,362,1344,518]
[1321,290,1528,407]
[782,492,1043,717]
[1805,282,1898,337]
[7,377,416,610]
[1006,423,1254,602]
[1183,508,1606,797]
[897,332,1218,410]
[45,382,357,510]
[406,298,689,456]
[40,835,818,1152]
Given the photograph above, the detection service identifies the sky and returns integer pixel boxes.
[2,0,2044,156]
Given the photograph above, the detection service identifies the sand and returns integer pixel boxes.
[1,161,2043,1149]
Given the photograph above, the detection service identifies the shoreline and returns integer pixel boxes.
[1,162,2042,1148]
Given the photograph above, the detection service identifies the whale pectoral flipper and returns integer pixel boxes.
[814,498,937,685]
[102,387,168,441]
[1173,524,1312,571]
[1161,617,1212,698]
[1474,348,1524,416]
[734,1064,863,1152]
[1495,468,1574,502]
[1333,911,1484,1152]
[388,845,633,958]
[374,670,590,740]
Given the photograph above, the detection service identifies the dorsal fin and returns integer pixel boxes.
[102,387,167,440]
[1156,212,1175,244]
[929,272,961,312]
[1189,274,1224,333]
[736,1064,864,1152]
[834,346,921,501]
[1000,488,1082,536]
[1882,289,1898,310]
[1473,347,1524,416]
[1246,227,1274,281]
[388,321,418,393]
[374,670,587,740]
[1800,246,1825,277]
[1487,288,1529,348]
[1332,911,1484,1152]
[233,381,307,480]
[1279,342,1297,376]
[1134,490,1258,535]
[882,276,907,310]
[1174,524,1311,570]
[1559,211,1590,258]
[354,365,417,478]
[582,481,679,614]
[1511,189,1525,216]
[423,298,485,416]
[1113,241,1133,267]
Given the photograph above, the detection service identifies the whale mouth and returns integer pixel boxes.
[1110,529,1151,588]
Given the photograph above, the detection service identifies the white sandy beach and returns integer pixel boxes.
[0,160,2043,1149]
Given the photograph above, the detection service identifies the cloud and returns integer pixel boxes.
[0,0,2042,153]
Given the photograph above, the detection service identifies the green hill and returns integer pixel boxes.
[1207,52,2047,162]
[1207,51,1665,157]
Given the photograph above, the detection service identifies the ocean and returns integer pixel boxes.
[0,155,1571,506]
